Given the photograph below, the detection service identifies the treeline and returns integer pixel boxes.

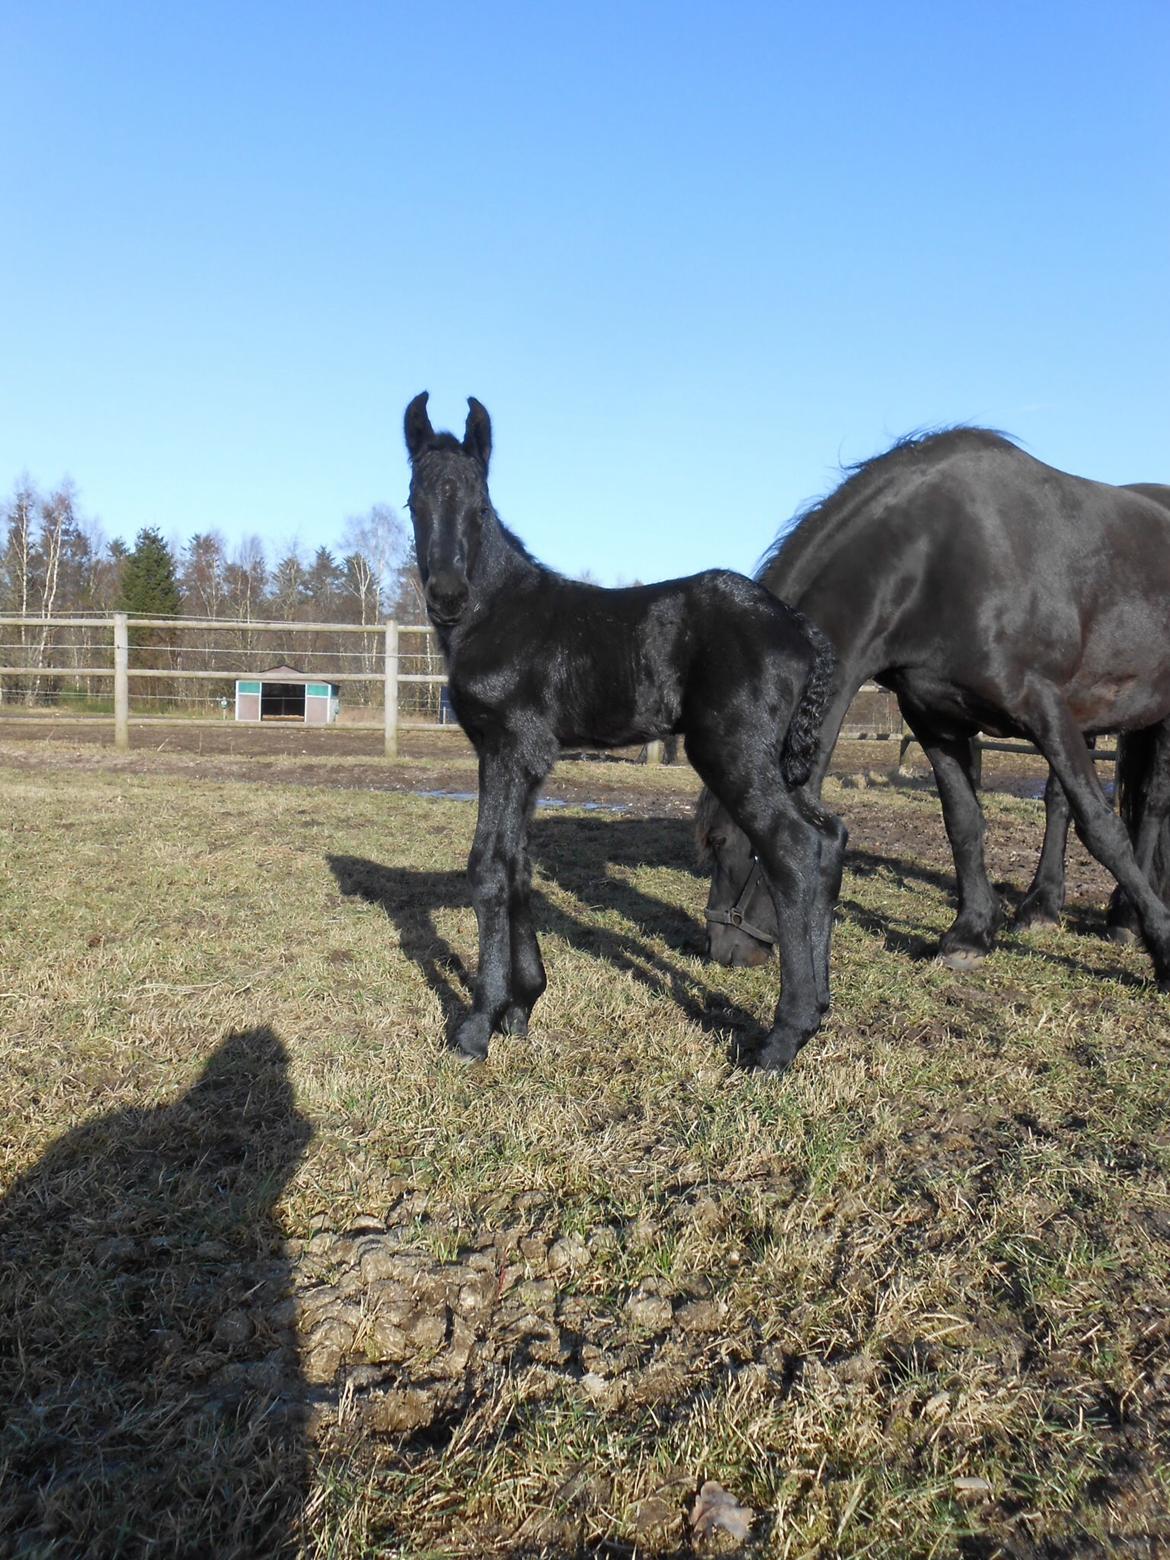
[0,474,423,624]
[0,474,435,713]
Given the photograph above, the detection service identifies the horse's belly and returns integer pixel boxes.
[1068,680,1170,733]
[891,671,1001,740]
[557,700,675,749]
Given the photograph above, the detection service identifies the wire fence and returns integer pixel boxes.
[0,613,455,754]
[2,611,1092,772]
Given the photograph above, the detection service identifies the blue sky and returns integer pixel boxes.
[2,1,1167,584]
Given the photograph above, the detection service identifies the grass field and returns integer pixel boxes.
[1,743,1168,1558]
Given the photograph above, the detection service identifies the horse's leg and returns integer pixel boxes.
[456,748,550,1061]
[499,773,549,1037]
[796,786,848,1013]
[1026,696,1170,988]
[1107,728,1156,943]
[1107,723,1170,943]
[1016,767,1073,929]
[688,735,841,1071]
[906,720,1003,968]
[1017,739,1099,929]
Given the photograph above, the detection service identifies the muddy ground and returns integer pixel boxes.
[0,712,1119,921]
[2,719,1158,1556]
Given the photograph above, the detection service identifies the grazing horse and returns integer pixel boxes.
[698,431,1170,997]
[1027,484,1170,939]
[403,393,846,1071]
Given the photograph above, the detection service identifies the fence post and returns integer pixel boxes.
[644,740,664,765]
[113,613,129,751]
[384,620,399,759]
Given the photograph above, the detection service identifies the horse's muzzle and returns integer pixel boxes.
[426,573,469,626]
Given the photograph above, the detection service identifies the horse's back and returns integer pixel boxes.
[776,439,1170,655]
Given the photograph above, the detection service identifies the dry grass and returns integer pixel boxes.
[1,754,1168,1558]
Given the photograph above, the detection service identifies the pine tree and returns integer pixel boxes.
[118,528,181,665]
[118,528,181,616]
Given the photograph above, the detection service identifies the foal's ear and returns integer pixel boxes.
[404,392,434,460]
[463,397,492,472]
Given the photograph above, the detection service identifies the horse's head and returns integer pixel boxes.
[403,392,493,628]
[695,789,777,966]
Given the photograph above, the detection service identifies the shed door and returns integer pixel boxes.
[305,684,333,726]
[236,681,261,721]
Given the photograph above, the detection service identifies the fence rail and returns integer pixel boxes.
[0,612,449,757]
[0,611,1109,772]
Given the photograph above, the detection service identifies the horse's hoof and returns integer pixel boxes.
[937,948,986,972]
[1106,925,1139,947]
[1014,911,1060,932]
[499,1005,530,1038]
[452,1020,490,1062]
[753,1037,801,1074]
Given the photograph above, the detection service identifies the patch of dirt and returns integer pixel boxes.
[0,719,1060,821]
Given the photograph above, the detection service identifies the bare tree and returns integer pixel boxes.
[340,503,409,677]
[1,477,37,617]
[181,532,230,621]
[340,504,408,624]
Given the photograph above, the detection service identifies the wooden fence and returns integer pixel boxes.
[1,611,1100,770]
[0,613,448,757]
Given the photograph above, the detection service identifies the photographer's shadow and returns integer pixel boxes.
[0,1027,312,1557]
[328,814,763,1060]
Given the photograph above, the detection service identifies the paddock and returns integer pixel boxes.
[1,733,1167,1558]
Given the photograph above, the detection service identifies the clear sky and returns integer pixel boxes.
[2,1,1167,584]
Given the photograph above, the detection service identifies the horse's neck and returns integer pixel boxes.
[442,522,543,668]
[770,507,897,685]
[476,518,543,598]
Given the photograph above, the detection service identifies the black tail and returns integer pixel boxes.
[780,615,836,788]
[1115,728,1154,839]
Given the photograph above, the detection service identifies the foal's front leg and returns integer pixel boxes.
[499,773,551,1038]
[456,749,549,1061]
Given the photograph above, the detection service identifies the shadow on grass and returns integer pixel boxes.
[844,845,1154,987]
[0,1028,312,1558]
[328,815,767,1063]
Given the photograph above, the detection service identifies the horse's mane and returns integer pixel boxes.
[412,432,466,458]
[757,426,1019,580]
[497,518,544,570]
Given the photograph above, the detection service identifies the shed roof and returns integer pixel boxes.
[235,664,338,685]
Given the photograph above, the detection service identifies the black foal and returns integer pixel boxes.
[403,393,846,1071]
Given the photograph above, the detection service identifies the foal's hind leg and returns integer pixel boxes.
[688,737,837,1071]
[795,786,847,1012]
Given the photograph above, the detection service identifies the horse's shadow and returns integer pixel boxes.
[845,846,1151,988]
[328,815,767,1063]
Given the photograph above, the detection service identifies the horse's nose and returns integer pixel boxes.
[426,571,469,624]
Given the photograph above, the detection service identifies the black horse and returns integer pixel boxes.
[1026,484,1170,939]
[402,393,846,1071]
[699,431,1170,996]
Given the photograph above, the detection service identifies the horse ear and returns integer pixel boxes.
[463,397,492,471]
[404,392,434,460]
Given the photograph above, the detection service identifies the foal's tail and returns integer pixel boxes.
[780,615,836,789]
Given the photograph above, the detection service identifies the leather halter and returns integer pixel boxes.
[704,857,775,947]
